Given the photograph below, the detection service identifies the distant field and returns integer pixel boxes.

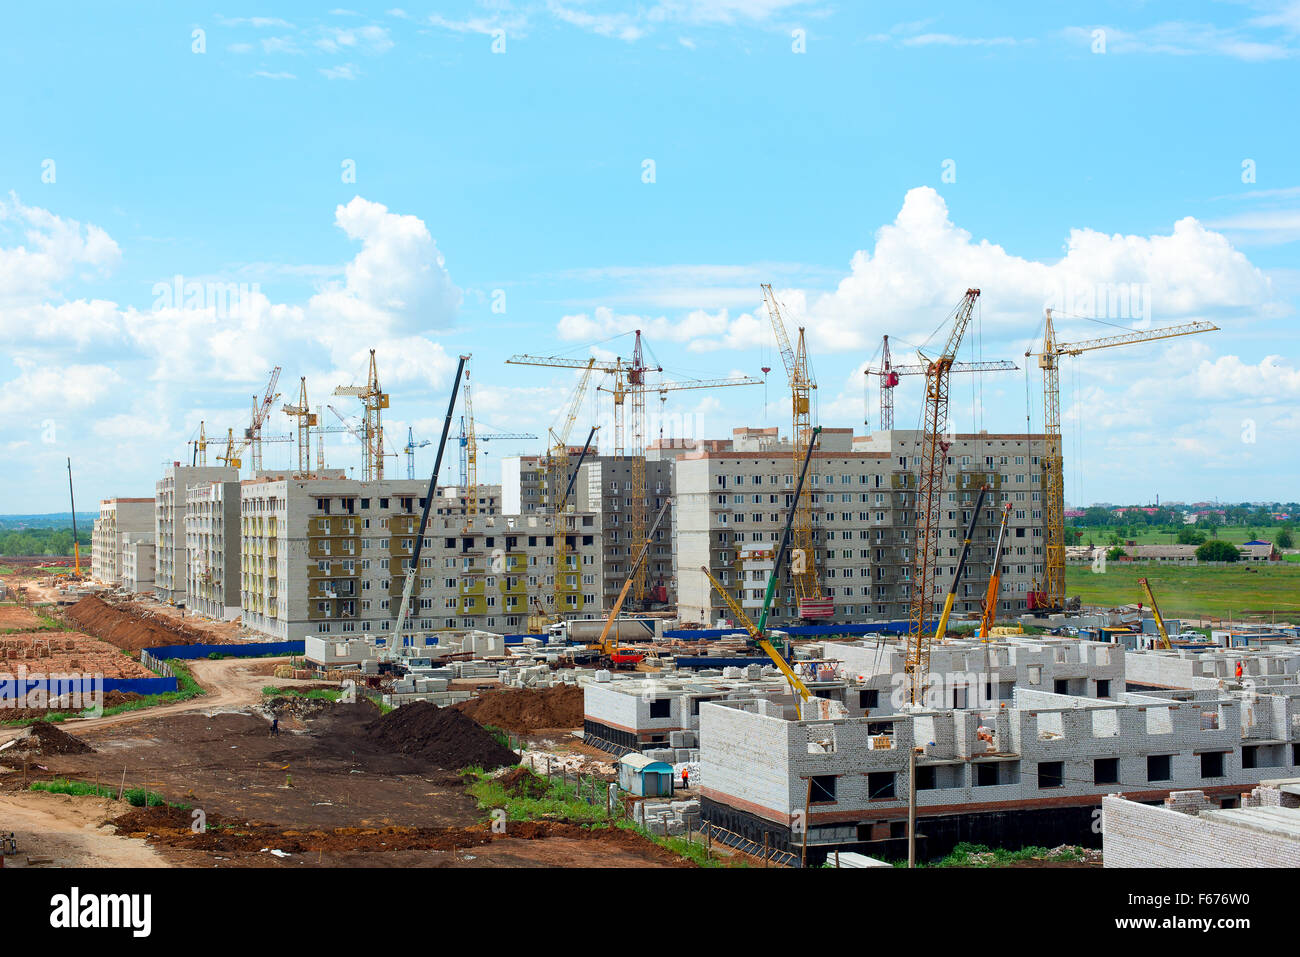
[1067,563,1300,621]
[1070,526,1279,547]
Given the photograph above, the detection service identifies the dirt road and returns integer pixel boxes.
[0,657,308,746]
[0,792,170,867]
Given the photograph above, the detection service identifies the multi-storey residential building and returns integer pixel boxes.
[185,480,241,619]
[674,430,1048,625]
[238,476,603,641]
[154,463,238,603]
[575,458,674,609]
[91,497,154,584]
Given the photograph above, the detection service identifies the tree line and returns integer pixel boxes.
[0,527,92,557]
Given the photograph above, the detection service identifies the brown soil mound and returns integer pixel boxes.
[3,720,95,757]
[365,701,519,770]
[497,765,552,798]
[102,690,144,707]
[66,596,206,653]
[452,685,585,733]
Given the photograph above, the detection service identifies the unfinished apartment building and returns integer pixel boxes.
[153,463,239,603]
[696,641,1300,863]
[503,453,673,611]
[574,458,674,609]
[674,430,1048,626]
[239,476,603,641]
[91,497,154,584]
[120,540,155,594]
[184,479,241,619]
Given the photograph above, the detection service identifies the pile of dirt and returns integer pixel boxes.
[452,684,585,733]
[102,690,144,707]
[66,596,205,653]
[365,701,519,770]
[496,765,551,798]
[0,720,95,759]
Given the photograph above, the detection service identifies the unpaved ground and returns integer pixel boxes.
[0,791,170,867]
[0,603,42,630]
[0,657,684,868]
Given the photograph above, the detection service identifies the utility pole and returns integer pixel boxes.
[907,743,917,869]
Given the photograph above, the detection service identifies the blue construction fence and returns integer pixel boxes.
[140,640,305,661]
[1,675,178,701]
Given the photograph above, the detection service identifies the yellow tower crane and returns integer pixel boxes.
[905,288,981,706]
[192,421,209,466]
[281,377,318,477]
[333,349,390,481]
[215,427,242,469]
[1028,310,1218,612]
[761,283,828,619]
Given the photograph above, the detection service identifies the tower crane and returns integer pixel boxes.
[215,427,242,469]
[462,356,479,525]
[457,423,537,487]
[1027,309,1218,613]
[404,427,432,481]
[905,288,981,706]
[866,342,1018,433]
[761,283,827,619]
[509,340,759,607]
[191,421,209,466]
[281,377,318,476]
[242,366,282,473]
[333,348,390,481]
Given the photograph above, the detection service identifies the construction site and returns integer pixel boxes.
[3,286,1298,876]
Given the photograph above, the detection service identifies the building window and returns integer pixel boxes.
[1200,751,1225,778]
[809,775,836,803]
[1093,757,1119,785]
[649,699,671,718]
[1147,754,1172,781]
[1038,761,1064,789]
[867,771,895,800]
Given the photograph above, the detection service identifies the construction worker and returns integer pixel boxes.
[1235,661,1244,680]
[270,715,279,737]
[681,768,689,791]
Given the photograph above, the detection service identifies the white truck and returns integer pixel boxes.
[549,617,663,644]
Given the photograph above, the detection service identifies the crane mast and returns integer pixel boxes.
[1029,310,1218,612]
[333,349,390,481]
[761,283,824,618]
[905,288,981,706]
[281,377,318,477]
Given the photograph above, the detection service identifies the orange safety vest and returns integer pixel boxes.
[1236,662,1243,678]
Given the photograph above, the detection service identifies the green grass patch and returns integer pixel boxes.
[462,767,737,866]
[261,685,342,702]
[1067,562,1300,620]
[29,777,190,809]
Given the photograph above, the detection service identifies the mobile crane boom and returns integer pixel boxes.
[1137,577,1173,650]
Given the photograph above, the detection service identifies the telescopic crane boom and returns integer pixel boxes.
[390,357,466,655]
[593,498,672,667]
[1137,577,1173,650]
[701,426,822,717]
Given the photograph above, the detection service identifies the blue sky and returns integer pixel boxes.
[2,1,1298,512]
